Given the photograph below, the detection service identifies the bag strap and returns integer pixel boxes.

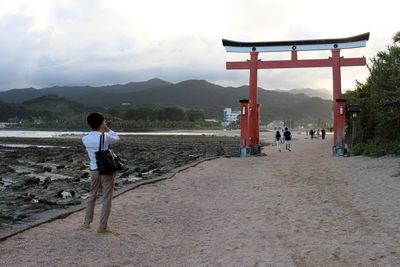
[98,133,105,151]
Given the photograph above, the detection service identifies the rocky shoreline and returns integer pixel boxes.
[0,134,241,227]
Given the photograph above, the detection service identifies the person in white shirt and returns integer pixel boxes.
[81,112,120,233]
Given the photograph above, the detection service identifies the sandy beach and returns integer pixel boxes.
[1,132,400,266]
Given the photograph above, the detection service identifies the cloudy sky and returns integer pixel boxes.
[0,0,399,93]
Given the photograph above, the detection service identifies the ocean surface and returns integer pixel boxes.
[0,129,232,138]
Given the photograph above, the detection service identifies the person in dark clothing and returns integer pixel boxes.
[310,129,314,139]
[275,131,282,152]
[321,128,326,140]
[283,127,292,151]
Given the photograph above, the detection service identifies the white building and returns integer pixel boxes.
[265,120,285,131]
[223,108,241,126]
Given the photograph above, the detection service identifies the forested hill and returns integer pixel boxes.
[0,79,332,122]
[0,78,171,103]
[0,95,105,122]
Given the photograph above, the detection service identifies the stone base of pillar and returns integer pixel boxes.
[239,147,251,157]
[333,145,348,157]
[250,144,261,155]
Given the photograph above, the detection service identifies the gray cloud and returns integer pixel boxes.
[0,0,399,92]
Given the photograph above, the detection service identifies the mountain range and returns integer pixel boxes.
[0,79,333,122]
[286,88,331,100]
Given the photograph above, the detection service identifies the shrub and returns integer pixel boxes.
[352,139,400,157]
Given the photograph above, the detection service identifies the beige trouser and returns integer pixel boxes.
[84,170,115,229]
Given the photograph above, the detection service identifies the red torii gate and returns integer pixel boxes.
[222,32,369,156]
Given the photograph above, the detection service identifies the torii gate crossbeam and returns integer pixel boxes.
[223,32,369,156]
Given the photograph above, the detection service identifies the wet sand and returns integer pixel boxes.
[1,133,400,266]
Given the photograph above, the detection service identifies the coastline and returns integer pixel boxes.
[0,134,242,234]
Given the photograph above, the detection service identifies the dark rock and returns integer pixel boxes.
[39,198,58,205]
[10,181,25,190]
[0,214,14,224]
[41,177,52,185]
[57,199,81,206]
[18,171,31,175]
[24,177,40,185]
[17,213,28,219]
[43,166,52,172]
[56,190,64,198]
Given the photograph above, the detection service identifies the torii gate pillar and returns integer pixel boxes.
[332,49,346,151]
[248,52,261,153]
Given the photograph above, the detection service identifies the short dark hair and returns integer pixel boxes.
[87,112,104,130]
[285,127,288,130]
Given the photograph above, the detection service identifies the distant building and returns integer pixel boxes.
[223,108,241,126]
[265,120,285,131]
[205,119,219,123]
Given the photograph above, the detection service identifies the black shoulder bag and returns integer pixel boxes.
[95,133,124,175]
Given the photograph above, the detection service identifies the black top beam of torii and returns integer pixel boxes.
[222,32,370,52]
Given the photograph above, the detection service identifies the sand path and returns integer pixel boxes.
[1,133,400,266]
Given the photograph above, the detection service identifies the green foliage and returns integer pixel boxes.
[122,106,203,122]
[351,139,400,157]
[186,109,204,121]
[0,95,105,122]
[123,107,157,121]
[344,31,400,149]
[7,100,214,130]
[112,119,222,130]
[161,107,186,121]
[0,100,50,122]
[108,109,123,119]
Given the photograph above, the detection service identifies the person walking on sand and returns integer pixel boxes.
[275,131,282,152]
[81,112,120,233]
[283,127,292,151]
[310,129,314,140]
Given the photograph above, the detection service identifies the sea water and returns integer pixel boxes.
[0,129,224,138]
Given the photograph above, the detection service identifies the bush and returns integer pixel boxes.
[352,139,400,157]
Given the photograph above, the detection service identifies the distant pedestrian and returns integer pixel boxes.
[283,127,292,151]
[317,129,320,136]
[310,129,314,139]
[81,112,120,233]
[275,131,282,152]
[321,128,326,140]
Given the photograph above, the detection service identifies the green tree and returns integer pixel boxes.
[186,109,204,121]
[108,109,122,119]
[135,107,157,121]
[344,31,400,144]
[123,107,157,121]
[162,107,186,121]
[122,108,137,120]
